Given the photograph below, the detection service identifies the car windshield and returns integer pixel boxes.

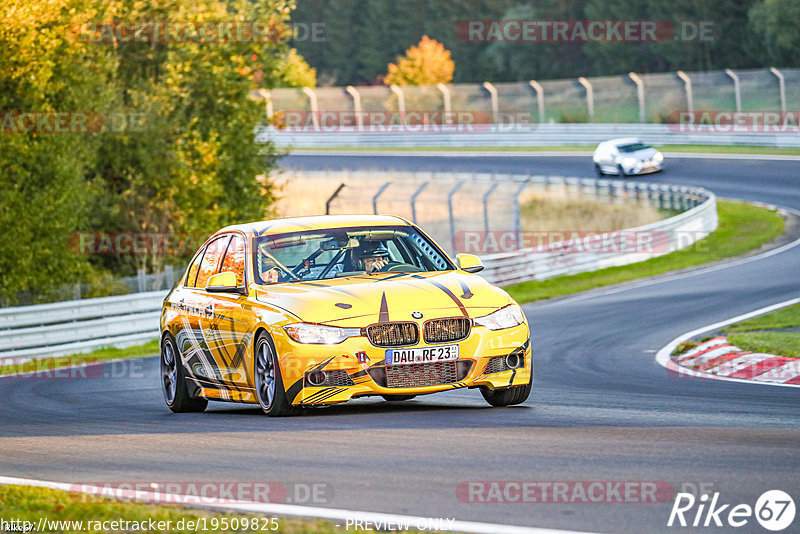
[252,225,453,284]
[617,142,650,153]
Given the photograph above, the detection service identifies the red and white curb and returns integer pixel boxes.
[672,336,800,385]
[656,297,800,388]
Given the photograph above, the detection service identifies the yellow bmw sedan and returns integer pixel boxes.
[160,215,532,416]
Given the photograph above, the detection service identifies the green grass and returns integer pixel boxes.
[505,200,785,303]
[0,485,381,534]
[290,145,800,156]
[723,303,800,332]
[0,339,159,377]
[727,332,800,358]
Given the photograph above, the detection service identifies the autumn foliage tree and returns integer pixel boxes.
[385,36,454,86]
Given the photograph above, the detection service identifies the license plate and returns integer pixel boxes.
[386,345,459,365]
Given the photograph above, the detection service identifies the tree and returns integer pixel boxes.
[748,0,800,66]
[385,36,454,86]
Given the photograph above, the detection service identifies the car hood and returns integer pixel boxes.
[253,271,512,326]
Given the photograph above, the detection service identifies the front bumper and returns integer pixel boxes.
[272,323,532,406]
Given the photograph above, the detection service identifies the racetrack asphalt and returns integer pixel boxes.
[0,153,798,533]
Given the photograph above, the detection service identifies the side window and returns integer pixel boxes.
[195,235,230,289]
[185,249,205,287]
[219,233,246,286]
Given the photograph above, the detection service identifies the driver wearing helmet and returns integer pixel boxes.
[358,241,391,273]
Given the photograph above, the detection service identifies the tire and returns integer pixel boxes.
[161,333,207,413]
[480,360,532,407]
[382,395,416,402]
[254,332,299,417]
[594,163,604,177]
[616,164,628,178]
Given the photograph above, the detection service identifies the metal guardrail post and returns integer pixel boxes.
[437,83,452,115]
[725,69,742,112]
[482,182,500,234]
[677,71,693,113]
[345,85,364,129]
[325,183,346,215]
[628,72,646,123]
[528,80,545,122]
[482,82,499,124]
[577,77,594,122]
[302,87,320,130]
[372,182,392,214]
[448,181,465,251]
[770,67,787,114]
[410,182,429,224]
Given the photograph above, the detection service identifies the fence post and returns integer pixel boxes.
[165,265,175,288]
[482,82,499,124]
[725,69,742,112]
[513,179,531,250]
[676,71,693,113]
[137,269,146,293]
[390,84,406,122]
[437,83,452,114]
[345,85,364,129]
[410,182,429,224]
[448,181,465,252]
[770,67,787,113]
[577,77,594,122]
[628,72,646,123]
[325,183,346,215]
[257,89,273,122]
[528,80,545,122]
[302,87,320,130]
[482,182,500,234]
[372,182,392,214]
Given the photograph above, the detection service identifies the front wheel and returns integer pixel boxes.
[594,163,604,177]
[254,333,298,416]
[480,365,532,407]
[161,333,207,413]
[616,164,628,178]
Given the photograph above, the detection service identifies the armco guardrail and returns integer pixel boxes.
[0,290,167,360]
[477,178,717,286]
[259,123,800,148]
[0,173,716,360]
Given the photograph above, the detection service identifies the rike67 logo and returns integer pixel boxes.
[668,490,795,531]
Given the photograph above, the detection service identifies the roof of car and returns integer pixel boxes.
[602,137,642,146]
[218,214,411,238]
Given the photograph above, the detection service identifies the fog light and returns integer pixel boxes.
[505,353,523,369]
[306,370,327,386]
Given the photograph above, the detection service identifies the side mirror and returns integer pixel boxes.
[206,271,247,295]
[456,253,484,274]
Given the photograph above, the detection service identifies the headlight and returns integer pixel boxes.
[284,323,361,344]
[621,157,637,167]
[654,152,664,163]
[474,305,525,331]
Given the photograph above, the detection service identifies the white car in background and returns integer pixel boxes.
[593,138,664,177]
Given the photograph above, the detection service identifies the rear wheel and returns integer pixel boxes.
[161,333,207,413]
[254,333,298,417]
[480,362,532,407]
